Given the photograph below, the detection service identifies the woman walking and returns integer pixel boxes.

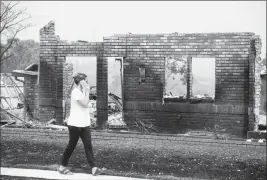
[58,73,105,176]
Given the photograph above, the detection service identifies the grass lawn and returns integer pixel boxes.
[1,135,266,180]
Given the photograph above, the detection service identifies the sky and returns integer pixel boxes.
[14,1,266,58]
[192,58,215,96]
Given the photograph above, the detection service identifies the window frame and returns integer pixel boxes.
[163,56,216,104]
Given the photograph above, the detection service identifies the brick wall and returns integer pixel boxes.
[62,63,73,120]
[124,101,248,136]
[248,36,262,131]
[103,33,254,103]
[39,21,108,126]
[39,21,58,121]
[38,21,261,138]
[103,33,258,137]
[24,76,39,119]
[260,75,266,113]
[248,38,256,132]
[252,36,262,131]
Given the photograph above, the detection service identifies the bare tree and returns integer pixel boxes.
[0,1,31,62]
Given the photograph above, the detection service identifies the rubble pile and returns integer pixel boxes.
[88,100,97,127]
[1,73,126,129]
[7,108,24,119]
[88,99,126,127]
[107,97,125,126]
[107,112,125,126]
[0,107,67,130]
[164,95,187,103]
[189,94,215,104]
[1,91,125,129]
[164,94,215,103]
[5,108,24,124]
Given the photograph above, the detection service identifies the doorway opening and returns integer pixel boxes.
[65,56,97,127]
[107,57,126,128]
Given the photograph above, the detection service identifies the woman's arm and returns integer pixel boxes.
[77,94,89,108]
[77,83,90,108]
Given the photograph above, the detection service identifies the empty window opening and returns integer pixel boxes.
[164,56,187,102]
[107,57,126,127]
[191,57,215,100]
[108,57,122,98]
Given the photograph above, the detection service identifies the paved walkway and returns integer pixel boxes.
[1,167,150,180]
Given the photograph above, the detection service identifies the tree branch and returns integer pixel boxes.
[0,2,21,22]
[0,28,20,61]
[4,16,31,31]
[0,2,13,20]
[0,1,31,62]
[1,9,30,34]
[3,7,28,25]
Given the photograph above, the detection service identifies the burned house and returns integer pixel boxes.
[30,21,263,138]
[11,63,39,119]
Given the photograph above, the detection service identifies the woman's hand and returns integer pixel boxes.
[81,80,90,92]
[84,83,90,93]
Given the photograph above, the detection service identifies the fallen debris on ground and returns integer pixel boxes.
[163,94,215,103]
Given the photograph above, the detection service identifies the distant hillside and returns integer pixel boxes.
[1,39,39,72]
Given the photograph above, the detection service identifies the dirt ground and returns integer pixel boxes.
[1,135,266,180]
